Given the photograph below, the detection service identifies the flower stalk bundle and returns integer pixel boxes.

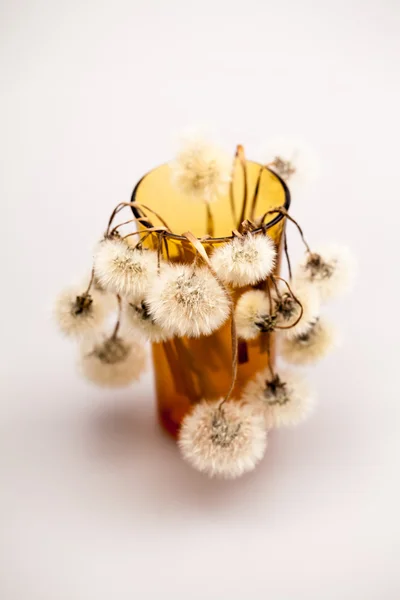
[55,133,354,479]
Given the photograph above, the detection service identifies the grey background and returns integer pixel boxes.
[1,0,399,598]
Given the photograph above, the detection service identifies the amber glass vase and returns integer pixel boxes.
[131,162,290,437]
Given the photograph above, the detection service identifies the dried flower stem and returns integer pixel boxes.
[110,295,122,340]
[106,201,172,237]
[206,202,215,237]
[270,274,282,300]
[265,277,273,311]
[163,235,170,261]
[121,226,168,243]
[283,229,292,279]
[249,167,263,222]
[272,275,304,329]
[83,267,95,296]
[237,145,248,229]
[109,217,150,237]
[260,207,311,253]
[182,231,238,407]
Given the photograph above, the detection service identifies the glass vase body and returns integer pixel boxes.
[132,161,290,437]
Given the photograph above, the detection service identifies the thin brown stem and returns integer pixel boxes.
[121,226,167,242]
[272,275,304,329]
[219,316,238,407]
[283,229,292,280]
[265,277,273,312]
[249,167,263,222]
[83,267,95,296]
[131,201,172,231]
[106,202,172,236]
[109,217,149,237]
[182,231,238,407]
[270,274,282,300]
[163,235,170,261]
[260,207,311,253]
[110,295,122,340]
[205,202,215,237]
[156,232,164,272]
[106,202,129,236]
[237,145,248,228]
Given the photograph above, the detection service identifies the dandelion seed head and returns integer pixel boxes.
[243,368,315,428]
[54,286,107,340]
[178,399,267,478]
[80,335,147,387]
[146,264,230,337]
[94,238,158,300]
[211,234,276,287]
[280,317,338,365]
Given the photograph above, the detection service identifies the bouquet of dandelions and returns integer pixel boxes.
[55,133,354,479]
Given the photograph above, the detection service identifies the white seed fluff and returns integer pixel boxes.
[54,286,107,340]
[294,245,355,302]
[262,137,319,187]
[211,234,276,288]
[280,317,338,365]
[178,399,267,478]
[94,237,158,300]
[170,133,233,203]
[242,368,315,429]
[124,299,174,343]
[80,336,146,387]
[146,263,230,338]
[235,289,275,340]
[274,283,320,339]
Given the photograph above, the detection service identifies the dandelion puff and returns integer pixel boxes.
[54,286,107,340]
[94,237,158,300]
[280,317,338,365]
[170,132,233,203]
[80,335,146,387]
[178,399,267,478]
[124,299,174,343]
[274,283,320,339]
[262,137,319,187]
[235,290,276,340]
[294,245,355,301]
[242,368,315,429]
[211,234,276,287]
[146,263,230,338]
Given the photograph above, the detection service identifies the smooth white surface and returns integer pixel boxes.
[1,1,399,598]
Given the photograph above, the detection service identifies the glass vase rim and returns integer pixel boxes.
[130,161,291,243]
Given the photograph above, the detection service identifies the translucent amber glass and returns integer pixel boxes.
[132,161,290,436]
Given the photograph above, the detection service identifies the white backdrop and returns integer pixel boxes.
[1,1,399,598]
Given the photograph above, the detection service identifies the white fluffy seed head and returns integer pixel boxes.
[170,133,233,203]
[261,137,319,188]
[80,335,146,387]
[94,238,158,300]
[242,368,315,429]
[294,245,355,302]
[211,234,276,287]
[280,317,338,365]
[178,399,267,478]
[54,286,107,340]
[124,299,174,343]
[235,289,275,340]
[274,283,320,339]
[146,263,230,338]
